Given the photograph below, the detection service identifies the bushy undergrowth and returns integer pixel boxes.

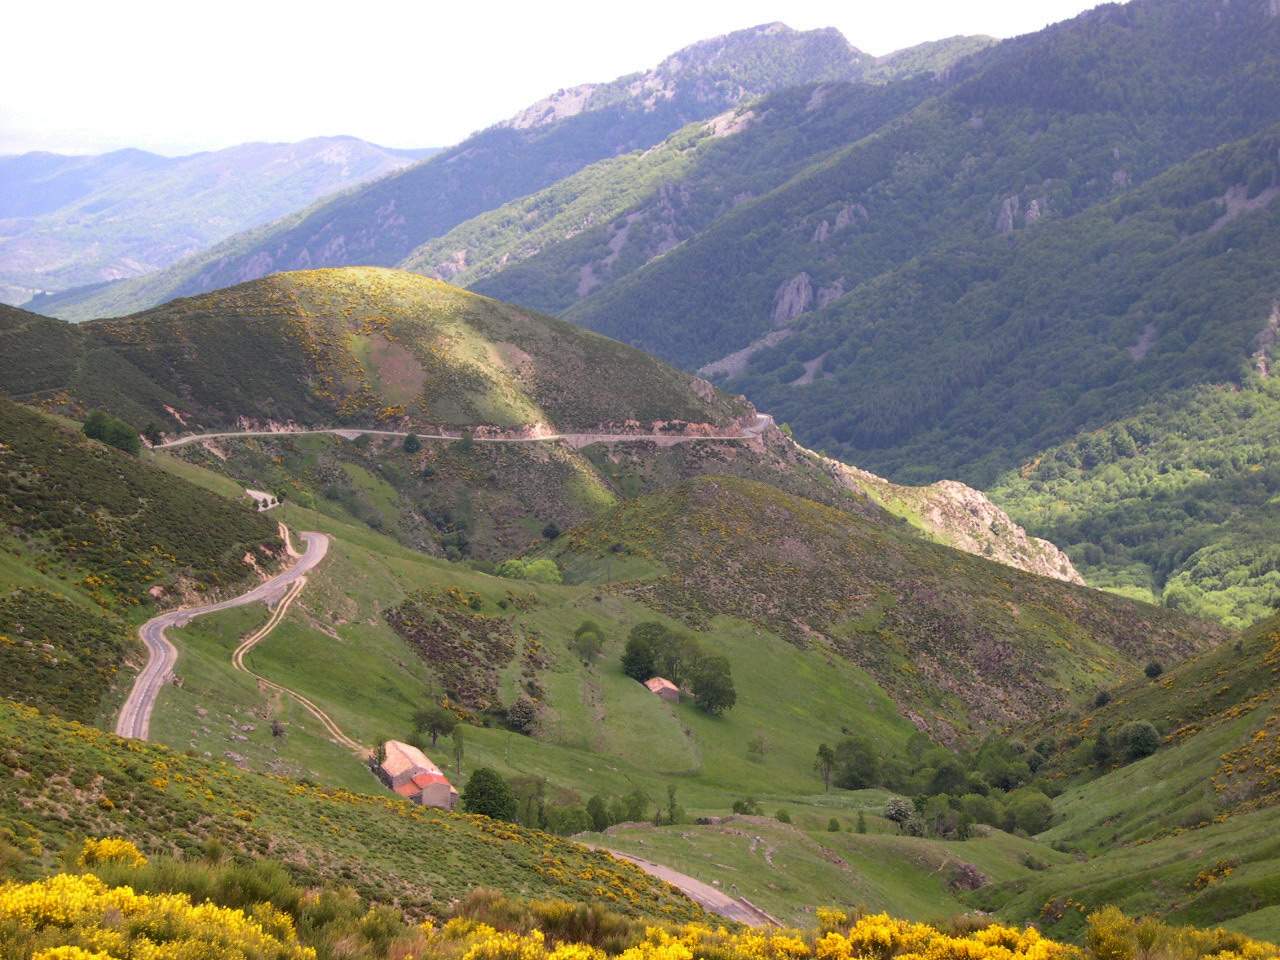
[6,855,1278,960]
[0,589,126,721]
[0,398,278,606]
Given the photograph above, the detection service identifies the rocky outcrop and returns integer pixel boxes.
[771,273,813,327]
[1255,302,1279,377]
[804,449,1084,583]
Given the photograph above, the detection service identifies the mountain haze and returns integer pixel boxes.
[1,137,433,306]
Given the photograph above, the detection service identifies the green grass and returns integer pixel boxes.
[0,698,706,921]
[580,814,1067,926]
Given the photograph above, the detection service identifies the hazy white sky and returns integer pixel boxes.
[2,0,1101,156]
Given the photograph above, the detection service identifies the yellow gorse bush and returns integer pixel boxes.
[0,872,315,959]
[74,838,146,869]
[5,864,1280,960]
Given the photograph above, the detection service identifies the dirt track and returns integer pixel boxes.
[115,527,329,740]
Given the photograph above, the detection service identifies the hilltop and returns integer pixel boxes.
[1,268,748,434]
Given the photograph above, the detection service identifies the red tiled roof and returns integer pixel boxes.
[411,772,451,788]
[645,677,678,694]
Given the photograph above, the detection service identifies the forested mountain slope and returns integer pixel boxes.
[34,23,872,321]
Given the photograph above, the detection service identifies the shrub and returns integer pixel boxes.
[775,808,792,824]
[1115,720,1161,761]
[1094,689,1113,708]
[828,817,842,832]
[82,410,140,455]
[1144,661,1164,680]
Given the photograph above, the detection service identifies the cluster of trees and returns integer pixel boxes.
[621,622,736,715]
[812,733,1062,840]
[495,557,563,584]
[460,765,662,836]
[83,410,141,455]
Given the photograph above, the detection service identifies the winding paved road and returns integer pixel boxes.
[592,848,780,927]
[115,528,330,740]
[153,414,773,451]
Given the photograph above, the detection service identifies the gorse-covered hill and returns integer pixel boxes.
[34,23,881,322]
[1,137,432,306]
[1,268,749,434]
[547,475,1224,742]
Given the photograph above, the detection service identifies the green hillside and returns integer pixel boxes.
[0,698,703,920]
[990,378,1280,628]
[972,613,1280,936]
[401,79,941,311]
[0,268,748,434]
[545,475,1224,741]
[0,397,278,722]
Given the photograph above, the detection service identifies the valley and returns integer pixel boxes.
[4,2,1280,958]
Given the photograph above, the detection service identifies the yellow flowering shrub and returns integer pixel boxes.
[5,870,1280,960]
[74,837,146,869]
[0,873,315,959]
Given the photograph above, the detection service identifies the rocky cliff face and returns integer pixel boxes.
[806,448,1083,584]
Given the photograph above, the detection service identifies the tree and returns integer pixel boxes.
[83,409,141,455]
[747,732,767,762]
[586,795,610,832]
[689,655,736,715]
[621,623,668,681]
[571,621,605,665]
[413,705,457,747]
[1091,726,1113,767]
[621,788,650,823]
[495,558,562,584]
[775,808,791,823]
[834,737,881,789]
[828,817,842,832]
[461,767,517,822]
[1094,689,1113,708]
[884,797,914,833]
[855,811,867,834]
[142,422,164,446]
[402,433,422,454]
[664,784,684,825]
[506,695,540,734]
[1115,720,1160,761]
[1006,790,1053,835]
[815,743,836,791]
[542,522,561,540]
[1144,660,1164,680]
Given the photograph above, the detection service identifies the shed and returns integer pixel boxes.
[644,676,680,703]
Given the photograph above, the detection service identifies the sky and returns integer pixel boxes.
[1,0,1102,156]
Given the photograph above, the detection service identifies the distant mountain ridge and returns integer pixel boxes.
[34,24,980,322]
[1,136,434,306]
